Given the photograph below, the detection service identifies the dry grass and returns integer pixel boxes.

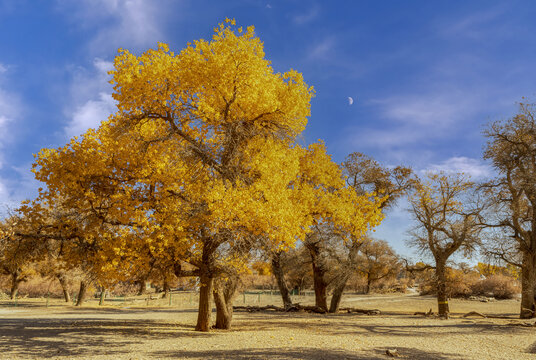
[0,292,533,359]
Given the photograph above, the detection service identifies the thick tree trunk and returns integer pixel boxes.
[76,281,87,306]
[520,251,536,319]
[271,252,293,309]
[308,244,328,312]
[10,273,22,300]
[195,272,214,332]
[213,288,231,329]
[435,258,449,318]
[57,274,71,302]
[213,276,238,330]
[329,274,349,313]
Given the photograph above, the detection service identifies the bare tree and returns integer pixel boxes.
[343,152,415,211]
[483,102,536,318]
[324,153,414,312]
[359,239,401,294]
[408,172,484,318]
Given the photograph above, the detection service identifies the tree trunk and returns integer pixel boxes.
[10,273,22,300]
[213,276,239,330]
[520,250,536,319]
[308,244,328,312]
[99,287,106,306]
[195,272,214,332]
[271,252,293,309]
[435,258,449,318]
[329,274,349,313]
[76,281,87,306]
[365,273,372,294]
[57,274,71,302]
[136,279,147,296]
[162,280,170,299]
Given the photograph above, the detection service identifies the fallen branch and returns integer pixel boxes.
[340,307,381,315]
[233,305,284,312]
[463,311,487,318]
[385,349,400,357]
[508,321,536,327]
[233,304,380,315]
[462,311,513,319]
[414,309,434,317]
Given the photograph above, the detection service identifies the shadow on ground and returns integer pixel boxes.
[0,307,529,359]
[0,317,208,358]
[232,312,531,338]
[527,341,536,354]
[152,346,464,359]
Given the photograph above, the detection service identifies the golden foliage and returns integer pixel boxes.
[25,20,383,288]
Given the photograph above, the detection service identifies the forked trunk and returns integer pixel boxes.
[76,281,87,306]
[195,273,214,332]
[329,274,349,313]
[213,276,239,330]
[57,274,71,302]
[520,251,536,319]
[435,258,449,318]
[271,252,292,309]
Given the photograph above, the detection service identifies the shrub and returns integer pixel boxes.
[417,267,480,298]
[16,275,65,298]
[471,274,519,299]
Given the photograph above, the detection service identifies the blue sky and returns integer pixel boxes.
[0,0,535,259]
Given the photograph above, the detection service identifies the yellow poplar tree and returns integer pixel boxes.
[32,20,383,331]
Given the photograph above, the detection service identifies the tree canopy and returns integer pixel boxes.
[24,19,384,331]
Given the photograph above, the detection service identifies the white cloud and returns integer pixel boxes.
[440,7,506,41]
[57,0,169,56]
[346,88,490,153]
[65,92,116,138]
[293,5,320,25]
[375,90,482,127]
[0,178,9,203]
[350,127,426,149]
[64,58,116,138]
[0,80,22,169]
[0,178,18,217]
[0,165,41,210]
[0,89,18,139]
[56,0,170,138]
[308,37,335,60]
[93,58,114,74]
[424,156,493,180]
[69,58,113,105]
[0,63,6,74]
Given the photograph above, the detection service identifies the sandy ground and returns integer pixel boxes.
[0,293,534,359]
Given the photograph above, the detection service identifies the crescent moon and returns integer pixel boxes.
[348,96,354,105]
